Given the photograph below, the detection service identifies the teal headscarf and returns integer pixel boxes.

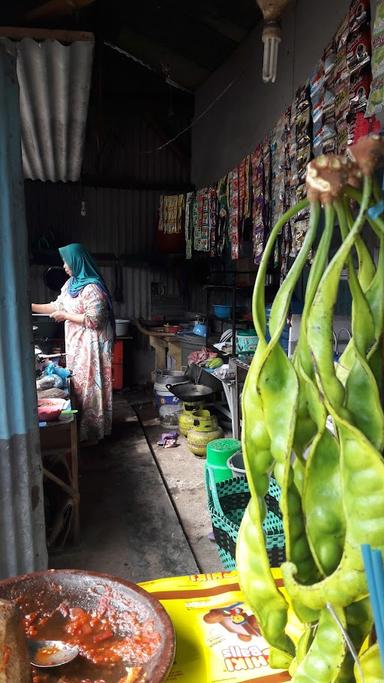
[59,243,115,335]
[59,243,104,294]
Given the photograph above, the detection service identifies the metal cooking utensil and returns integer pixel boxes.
[165,382,215,403]
[29,639,79,668]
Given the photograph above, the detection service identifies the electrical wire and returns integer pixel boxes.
[326,603,365,682]
[142,67,250,153]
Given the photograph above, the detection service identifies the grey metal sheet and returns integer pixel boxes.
[0,36,94,182]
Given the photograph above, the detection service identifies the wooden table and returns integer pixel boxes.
[39,413,80,547]
[135,320,183,371]
[149,334,182,371]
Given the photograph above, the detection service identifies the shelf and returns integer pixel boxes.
[208,316,252,324]
[204,284,253,291]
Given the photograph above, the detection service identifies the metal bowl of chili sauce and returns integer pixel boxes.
[0,569,175,683]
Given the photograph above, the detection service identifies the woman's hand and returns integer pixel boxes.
[50,310,67,322]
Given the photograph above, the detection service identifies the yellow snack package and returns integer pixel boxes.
[140,570,293,682]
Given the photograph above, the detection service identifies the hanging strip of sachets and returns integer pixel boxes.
[346,0,372,145]
[366,0,384,116]
[290,85,312,260]
[217,175,228,256]
[158,194,185,235]
[228,167,240,260]
[185,192,195,260]
[251,145,265,264]
[195,188,211,252]
[208,186,218,257]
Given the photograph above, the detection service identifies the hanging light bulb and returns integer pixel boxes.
[262,21,281,83]
[256,0,291,84]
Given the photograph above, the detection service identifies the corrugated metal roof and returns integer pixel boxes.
[0,35,94,182]
[0,43,47,577]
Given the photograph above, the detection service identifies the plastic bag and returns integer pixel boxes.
[140,570,299,682]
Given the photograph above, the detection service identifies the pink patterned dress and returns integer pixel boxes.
[53,282,113,442]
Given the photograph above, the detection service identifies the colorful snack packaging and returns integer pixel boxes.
[337,119,349,154]
[157,432,178,448]
[335,75,350,118]
[349,66,372,111]
[347,27,371,73]
[310,65,324,98]
[371,29,384,77]
[349,0,371,34]
[140,570,298,682]
[336,15,349,50]
[323,43,336,78]
[367,0,384,115]
[374,0,384,32]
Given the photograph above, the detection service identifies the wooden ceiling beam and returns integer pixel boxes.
[25,0,96,21]
[0,26,94,42]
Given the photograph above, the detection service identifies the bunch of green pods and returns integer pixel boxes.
[237,135,384,682]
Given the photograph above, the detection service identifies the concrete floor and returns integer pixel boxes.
[49,393,222,581]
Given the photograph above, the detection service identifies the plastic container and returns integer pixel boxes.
[236,328,258,354]
[212,304,232,320]
[154,369,187,385]
[115,319,130,337]
[227,450,246,478]
[113,340,124,364]
[159,404,183,427]
[154,382,181,408]
[206,438,241,484]
[112,363,123,390]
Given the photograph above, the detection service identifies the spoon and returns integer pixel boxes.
[28,639,79,668]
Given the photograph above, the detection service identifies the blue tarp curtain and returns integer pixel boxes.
[0,43,47,578]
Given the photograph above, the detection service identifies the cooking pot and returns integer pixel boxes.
[115,319,131,337]
[166,382,215,403]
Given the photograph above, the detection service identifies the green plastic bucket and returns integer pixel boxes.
[206,438,241,484]
[236,328,258,354]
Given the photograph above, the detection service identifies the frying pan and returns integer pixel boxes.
[0,569,175,683]
[166,381,216,403]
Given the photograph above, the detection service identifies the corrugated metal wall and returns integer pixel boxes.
[26,182,157,253]
[82,107,191,190]
[26,182,181,322]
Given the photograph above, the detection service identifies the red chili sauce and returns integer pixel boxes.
[21,601,160,683]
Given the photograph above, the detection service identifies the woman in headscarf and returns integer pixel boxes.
[32,243,115,445]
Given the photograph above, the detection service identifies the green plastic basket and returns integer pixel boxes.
[206,469,285,571]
